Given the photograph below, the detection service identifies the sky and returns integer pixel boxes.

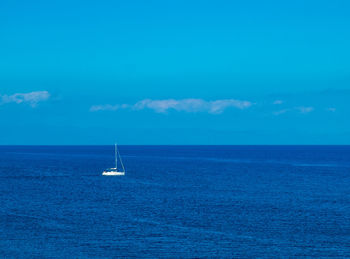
[0,0,349,144]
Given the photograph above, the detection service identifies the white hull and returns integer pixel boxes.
[102,171,125,176]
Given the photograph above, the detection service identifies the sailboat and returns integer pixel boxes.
[102,143,125,176]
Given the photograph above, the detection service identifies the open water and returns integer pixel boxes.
[0,145,350,257]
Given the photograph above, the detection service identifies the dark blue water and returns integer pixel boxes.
[1,146,350,258]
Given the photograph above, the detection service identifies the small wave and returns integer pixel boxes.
[132,155,350,169]
[292,163,344,168]
[132,218,254,241]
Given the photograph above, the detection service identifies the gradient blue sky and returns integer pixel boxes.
[0,0,349,144]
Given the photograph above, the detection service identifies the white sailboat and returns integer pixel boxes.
[102,143,125,176]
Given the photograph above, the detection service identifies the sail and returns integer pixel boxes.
[118,148,125,173]
[114,143,125,173]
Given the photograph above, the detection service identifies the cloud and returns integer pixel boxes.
[90,104,130,112]
[273,100,283,105]
[296,106,314,113]
[273,106,314,115]
[90,104,120,112]
[209,99,252,113]
[273,109,290,115]
[0,91,50,107]
[91,98,253,114]
[326,107,336,112]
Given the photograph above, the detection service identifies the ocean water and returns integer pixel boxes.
[0,145,350,258]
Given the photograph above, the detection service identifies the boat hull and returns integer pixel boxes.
[102,171,125,176]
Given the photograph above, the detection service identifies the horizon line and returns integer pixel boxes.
[1,144,350,146]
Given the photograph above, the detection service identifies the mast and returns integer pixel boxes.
[115,143,118,170]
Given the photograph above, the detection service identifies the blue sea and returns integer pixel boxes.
[1,145,350,258]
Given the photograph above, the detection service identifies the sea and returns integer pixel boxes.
[0,145,350,258]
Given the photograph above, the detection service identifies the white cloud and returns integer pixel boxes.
[90,104,120,112]
[0,91,50,107]
[208,99,252,113]
[273,100,283,105]
[273,106,314,116]
[297,106,314,113]
[273,109,290,115]
[326,107,336,112]
[91,98,253,114]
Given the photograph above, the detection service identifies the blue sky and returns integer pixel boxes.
[0,0,349,144]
